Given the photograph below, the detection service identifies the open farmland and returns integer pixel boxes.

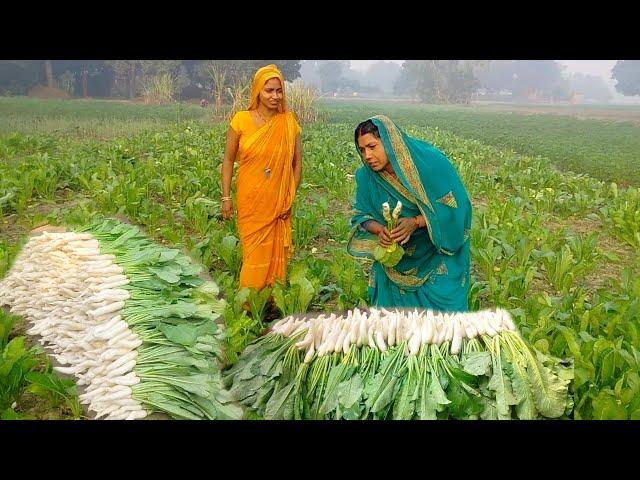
[1,97,639,419]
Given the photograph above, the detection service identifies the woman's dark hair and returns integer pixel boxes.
[354,119,380,144]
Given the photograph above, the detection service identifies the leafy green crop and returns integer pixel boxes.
[2,100,639,419]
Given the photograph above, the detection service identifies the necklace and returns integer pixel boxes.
[255,109,273,179]
[255,109,268,124]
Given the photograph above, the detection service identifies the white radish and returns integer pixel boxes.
[348,318,359,342]
[472,316,485,336]
[342,332,353,354]
[93,404,120,419]
[295,330,313,349]
[106,360,137,378]
[107,329,135,346]
[375,330,387,352]
[357,315,367,347]
[500,309,517,331]
[304,344,316,363]
[421,317,432,345]
[99,387,133,403]
[481,313,497,336]
[91,315,122,334]
[436,319,447,345]
[387,315,396,347]
[445,319,455,342]
[126,410,148,420]
[366,322,376,348]
[408,328,422,355]
[451,318,463,355]
[112,375,141,386]
[95,321,129,340]
[334,322,348,353]
[463,316,477,339]
[97,279,130,290]
[107,350,138,370]
[378,315,389,343]
[488,312,503,332]
[392,313,402,337]
[89,301,125,318]
[54,365,78,375]
[313,323,323,349]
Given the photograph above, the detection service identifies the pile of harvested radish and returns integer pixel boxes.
[224,307,573,420]
[0,219,242,420]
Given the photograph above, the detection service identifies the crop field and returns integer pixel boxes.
[1,97,639,419]
[325,100,640,186]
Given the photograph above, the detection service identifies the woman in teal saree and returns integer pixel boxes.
[347,115,472,312]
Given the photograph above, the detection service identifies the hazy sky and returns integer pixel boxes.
[349,60,639,102]
[350,60,617,80]
[350,60,403,72]
[557,60,617,79]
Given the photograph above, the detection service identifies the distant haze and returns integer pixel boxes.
[349,60,404,72]
[349,60,640,104]
[557,60,637,103]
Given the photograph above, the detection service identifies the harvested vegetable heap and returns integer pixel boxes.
[224,307,574,420]
[0,219,242,420]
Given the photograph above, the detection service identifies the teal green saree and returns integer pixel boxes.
[347,115,472,312]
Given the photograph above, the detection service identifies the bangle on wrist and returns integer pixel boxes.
[221,196,232,202]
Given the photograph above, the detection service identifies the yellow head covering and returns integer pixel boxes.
[248,64,287,113]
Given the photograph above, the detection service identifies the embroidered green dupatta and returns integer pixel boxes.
[347,115,472,311]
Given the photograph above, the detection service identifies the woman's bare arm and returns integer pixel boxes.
[221,127,240,219]
[292,134,302,191]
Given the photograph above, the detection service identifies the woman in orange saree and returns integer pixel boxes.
[221,65,302,292]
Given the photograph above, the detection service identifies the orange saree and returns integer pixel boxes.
[231,110,300,290]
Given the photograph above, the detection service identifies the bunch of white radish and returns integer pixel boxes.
[375,201,405,268]
[0,231,146,420]
[271,306,518,361]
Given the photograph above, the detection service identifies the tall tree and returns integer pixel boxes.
[475,60,515,92]
[569,73,612,102]
[137,60,191,99]
[0,60,41,95]
[105,61,139,99]
[394,60,480,104]
[197,61,227,105]
[267,60,301,81]
[361,61,401,94]
[81,62,89,97]
[476,60,571,101]
[129,62,136,99]
[317,61,350,93]
[299,60,321,88]
[55,60,108,97]
[510,61,568,99]
[612,60,640,96]
[44,60,56,88]
[193,60,301,92]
